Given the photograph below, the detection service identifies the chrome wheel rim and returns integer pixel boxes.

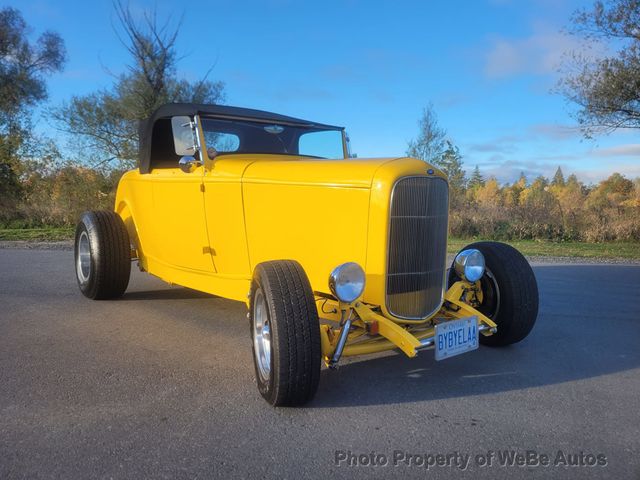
[482,268,501,319]
[76,231,91,283]
[252,289,271,382]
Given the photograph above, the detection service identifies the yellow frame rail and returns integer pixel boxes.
[317,281,498,363]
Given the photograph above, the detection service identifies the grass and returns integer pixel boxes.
[0,227,638,259]
[448,238,640,260]
[0,227,75,242]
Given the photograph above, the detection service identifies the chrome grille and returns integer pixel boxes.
[386,176,449,319]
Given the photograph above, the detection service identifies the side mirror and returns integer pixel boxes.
[171,116,198,156]
[178,155,200,173]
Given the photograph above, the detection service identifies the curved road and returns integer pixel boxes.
[1,249,639,479]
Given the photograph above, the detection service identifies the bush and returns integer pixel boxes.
[449,172,640,243]
[1,161,639,246]
[0,164,124,228]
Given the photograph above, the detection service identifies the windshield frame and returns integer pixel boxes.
[199,115,347,159]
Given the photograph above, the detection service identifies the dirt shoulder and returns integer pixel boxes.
[0,240,74,250]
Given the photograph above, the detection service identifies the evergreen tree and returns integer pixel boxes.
[437,141,466,207]
[468,165,484,189]
[438,141,466,189]
[552,166,566,186]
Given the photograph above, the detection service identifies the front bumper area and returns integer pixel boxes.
[317,281,498,364]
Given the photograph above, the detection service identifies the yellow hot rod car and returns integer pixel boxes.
[74,103,538,406]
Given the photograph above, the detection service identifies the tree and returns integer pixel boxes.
[0,8,65,122]
[517,172,528,188]
[632,178,640,207]
[406,104,467,203]
[559,0,640,136]
[0,7,65,203]
[438,141,466,203]
[53,2,225,168]
[586,172,635,209]
[474,177,501,207]
[503,173,528,207]
[567,173,580,186]
[520,176,551,203]
[406,103,447,163]
[552,166,566,186]
[468,165,485,189]
[555,173,586,223]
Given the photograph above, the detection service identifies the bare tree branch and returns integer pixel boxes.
[559,0,640,136]
[51,2,224,168]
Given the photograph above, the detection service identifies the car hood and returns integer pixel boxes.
[238,155,414,189]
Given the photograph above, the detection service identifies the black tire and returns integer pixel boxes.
[249,260,321,406]
[448,241,538,346]
[74,211,131,300]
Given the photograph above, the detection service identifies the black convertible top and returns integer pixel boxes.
[138,103,343,173]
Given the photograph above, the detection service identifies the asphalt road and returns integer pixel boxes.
[1,249,639,480]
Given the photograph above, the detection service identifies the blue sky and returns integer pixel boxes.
[8,0,639,183]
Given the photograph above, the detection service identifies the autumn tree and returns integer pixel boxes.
[503,173,527,207]
[474,177,501,207]
[559,0,640,136]
[521,176,555,208]
[586,172,635,210]
[632,178,640,207]
[554,173,586,227]
[53,2,225,168]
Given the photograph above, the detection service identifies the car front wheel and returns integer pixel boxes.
[249,260,321,406]
[449,241,539,346]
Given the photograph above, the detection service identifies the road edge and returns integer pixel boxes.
[2,240,638,265]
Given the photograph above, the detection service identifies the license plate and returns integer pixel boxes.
[435,316,479,361]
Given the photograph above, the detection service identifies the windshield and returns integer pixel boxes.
[201,117,345,159]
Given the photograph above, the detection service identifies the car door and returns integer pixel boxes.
[148,117,214,273]
[201,162,251,279]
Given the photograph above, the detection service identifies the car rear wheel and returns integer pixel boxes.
[249,260,321,406]
[449,241,538,346]
[74,211,131,300]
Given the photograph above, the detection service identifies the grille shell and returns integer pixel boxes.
[386,176,449,319]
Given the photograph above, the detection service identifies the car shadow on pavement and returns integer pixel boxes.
[310,264,640,408]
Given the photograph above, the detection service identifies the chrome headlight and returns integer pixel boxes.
[454,249,485,282]
[329,262,365,303]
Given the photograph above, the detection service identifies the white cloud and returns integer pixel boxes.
[469,154,640,185]
[572,163,640,183]
[593,144,640,157]
[483,27,584,79]
[467,142,518,154]
[529,123,582,140]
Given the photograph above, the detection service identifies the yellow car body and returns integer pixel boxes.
[117,155,436,303]
[113,104,498,364]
